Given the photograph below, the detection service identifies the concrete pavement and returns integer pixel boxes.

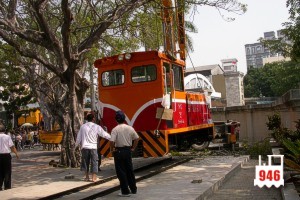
[0,147,284,200]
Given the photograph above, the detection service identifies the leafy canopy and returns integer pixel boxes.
[244,61,300,97]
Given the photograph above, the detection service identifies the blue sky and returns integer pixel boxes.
[186,0,290,74]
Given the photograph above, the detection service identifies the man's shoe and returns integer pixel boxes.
[118,193,131,197]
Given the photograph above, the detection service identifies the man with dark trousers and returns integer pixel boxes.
[110,110,139,197]
[0,123,19,190]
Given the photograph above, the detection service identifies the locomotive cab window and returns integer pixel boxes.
[163,62,171,93]
[101,69,125,86]
[131,64,157,83]
[172,64,184,91]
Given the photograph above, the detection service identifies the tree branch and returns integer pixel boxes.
[30,0,66,68]
[61,0,72,62]
[7,0,17,25]
[0,29,64,79]
[78,0,154,52]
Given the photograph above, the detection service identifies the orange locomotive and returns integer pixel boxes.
[94,0,214,157]
[94,51,214,157]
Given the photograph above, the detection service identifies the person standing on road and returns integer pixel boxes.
[110,110,139,197]
[0,123,19,190]
[75,113,111,182]
[15,132,23,151]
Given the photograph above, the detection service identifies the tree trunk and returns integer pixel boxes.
[60,111,81,167]
[34,71,88,167]
[59,68,87,167]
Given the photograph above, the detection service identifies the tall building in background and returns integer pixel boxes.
[244,30,290,70]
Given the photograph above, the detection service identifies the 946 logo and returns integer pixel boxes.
[254,155,284,188]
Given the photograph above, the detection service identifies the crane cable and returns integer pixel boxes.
[187,50,202,90]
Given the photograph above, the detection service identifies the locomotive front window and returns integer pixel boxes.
[172,64,184,91]
[131,65,157,83]
[101,69,125,86]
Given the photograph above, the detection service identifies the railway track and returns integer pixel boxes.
[39,156,192,200]
[5,146,250,200]
[40,147,244,199]
[37,145,245,200]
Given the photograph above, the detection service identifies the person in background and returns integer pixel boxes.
[33,131,38,145]
[21,130,26,149]
[110,110,139,197]
[10,130,16,147]
[75,113,111,182]
[235,123,240,141]
[0,123,19,190]
[15,132,23,151]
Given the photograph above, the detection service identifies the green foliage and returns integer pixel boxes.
[0,42,34,121]
[266,113,300,171]
[283,0,300,62]
[267,113,300,142]
[244,66,273,97]
[251,1,300,98]
[0,43,24,85]
[0,85,34,120]
[267,62,300,96]
[295,119,300,132]
[244,61,300,97]
[266,113,281,130]
[265,113,296,142]
[244,139,272,159]
[170,151,183,156]
[283,139,300,162]
[282,139,300,172]
[259,0,300,62]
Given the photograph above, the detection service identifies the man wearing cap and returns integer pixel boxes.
[110,110,139,197]
[0,123,19,190]
[75,113,111,182]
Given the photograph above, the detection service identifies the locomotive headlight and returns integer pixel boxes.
[118,54,124,61]
[125,53,131,60]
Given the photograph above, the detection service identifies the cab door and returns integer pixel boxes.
[171,64,187,128]
[163,62,187,128]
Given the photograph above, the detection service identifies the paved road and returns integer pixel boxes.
[3,147,283,200]
[207,159,282,200]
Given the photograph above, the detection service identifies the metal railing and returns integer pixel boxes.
[274,89,300,105]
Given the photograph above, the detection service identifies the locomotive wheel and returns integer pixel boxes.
[191,141,210,151]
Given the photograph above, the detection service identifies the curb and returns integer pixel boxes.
[281,182,300,200]
[196,156,249,200]
[281,173,300,200]
[271,147,300,200]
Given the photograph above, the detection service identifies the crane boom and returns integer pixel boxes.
[175,0,186,61]
[161,0,186,61]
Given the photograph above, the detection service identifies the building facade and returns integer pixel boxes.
[185,62,245,107]
[245,31,282,69]
[221,58,238,72]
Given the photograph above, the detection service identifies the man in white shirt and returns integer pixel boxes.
[0,123,19,190]
[75,113,111,182]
